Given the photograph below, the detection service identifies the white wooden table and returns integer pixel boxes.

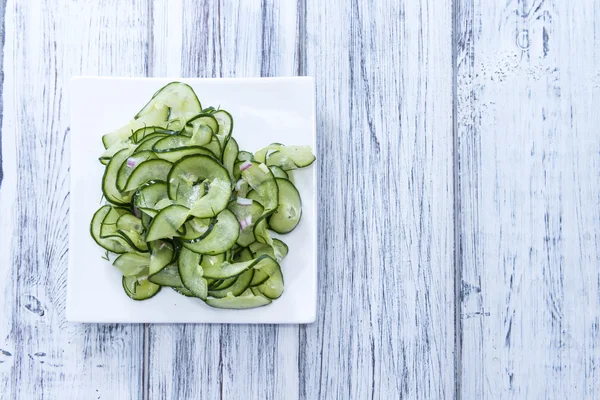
[0,0,598,398]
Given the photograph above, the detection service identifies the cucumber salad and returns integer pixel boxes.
[90,82,315,309]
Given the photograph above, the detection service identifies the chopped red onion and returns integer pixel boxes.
[235,179,244,191]
[239,215,253,230]
[258,163,270,174]
[239,161,253,171]
[236,197,252,206]
[127,159,137,168]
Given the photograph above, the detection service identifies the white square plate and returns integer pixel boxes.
[67,77,317,323]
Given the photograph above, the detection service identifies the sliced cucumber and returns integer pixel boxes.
[100,141,135,163]
[91,206,135,253]
[242,163,279,212]
[178,247,208,299]
[188,179,231,218]
[254,257,284,299]
[133,181,170,217]
[223,137,239,180]
[146,204,190,241]
[122,159,172,193]
[233,247,253,262]
[102,104,169,149]
[135,134,169,152]
[249,269,269,287]
[90,206,127,253]
[179,217,214,241]
[141,212,152,230]
[148,240,174,275]
[168,154,230,218]
[201,134,222,159]
[100,207,147,252]
[254,143,283,163]
[122,276,161,300]
[113,253,150,276]
[209,276,237,291]
[268,178,302,234]
[149,263,183,287]
[103,148,135,205]
[116,213,144,235]
[136,81,202,123]
[182,209,239,255]
[201,254,275,279]
[208,269,254,298]
[237,151,254,162]
[269,165,289,179]
[201,253,225,269]
[132,126,175,143]
[205,291,271,309]
[116,228,149,252]
[227,199,264,247]
[212,110,233,147]
[154,146,215,163]
[265,144,316,170]
[184,113,218,139]
[252,216,273,246]
[249,238,288,261]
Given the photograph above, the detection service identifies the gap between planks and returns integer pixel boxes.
[452,0,463,397]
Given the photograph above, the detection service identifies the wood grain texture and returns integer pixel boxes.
[4,0,598,397]
[146,1,303,399]
[299,0,456,398]
[457,0,600,398]
[0,1,150,398]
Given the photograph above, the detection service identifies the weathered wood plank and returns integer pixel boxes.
[457,0,600,398]
[146,1,302,399]
[0,1,149,398]
[299,0,455,398]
